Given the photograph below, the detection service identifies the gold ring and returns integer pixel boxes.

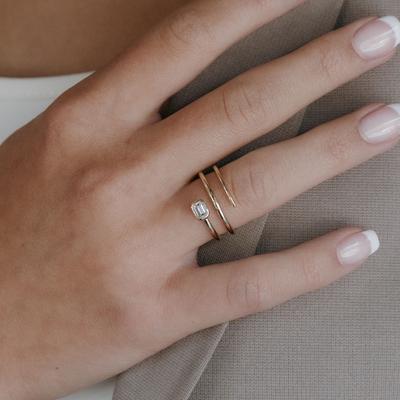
[199,172,235,235]
[213,165,237,207]
[191,200,220,241]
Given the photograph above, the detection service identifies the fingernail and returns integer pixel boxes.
[352,16,400,59]
[337,230,380,267]
[359,104,400,144]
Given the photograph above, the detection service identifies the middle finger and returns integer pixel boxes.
[154,16,400,183]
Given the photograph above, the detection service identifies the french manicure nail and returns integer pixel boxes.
[359,104,400,144]
[337,230,380,267]
[352,16,400,59]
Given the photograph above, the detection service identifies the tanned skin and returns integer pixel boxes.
[0,0,189,77]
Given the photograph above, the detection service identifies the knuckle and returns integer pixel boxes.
[319,130,354,168]
[33,106,74,167]
[220,80,269,131]
[228,158,277,211]
[40,104,70,145]
[39,100,89,157]
[311,39,345,84]
[226,270,266,314]
[298,254,327,290]
[44,100,72,123]
[160,6,212,51]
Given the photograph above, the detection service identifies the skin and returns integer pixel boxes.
[0,0,399,399]
[0,0,189,77]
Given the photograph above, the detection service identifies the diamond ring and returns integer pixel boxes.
[191,200,220,240]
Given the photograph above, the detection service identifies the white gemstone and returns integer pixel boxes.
[191,200,209,220]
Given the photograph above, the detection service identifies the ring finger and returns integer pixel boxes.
[167,103,400,250]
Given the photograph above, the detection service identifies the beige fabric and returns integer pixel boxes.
[113,0,400,398]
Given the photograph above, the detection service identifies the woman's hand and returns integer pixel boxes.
[1,1,399,399]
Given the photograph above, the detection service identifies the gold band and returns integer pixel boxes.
[213,165,237,207]
[203,218,220,241]
[199,172,235,235]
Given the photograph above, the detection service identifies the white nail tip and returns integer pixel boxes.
[379,16,400,47]
[388,103,400,116]
[362,230,380,255]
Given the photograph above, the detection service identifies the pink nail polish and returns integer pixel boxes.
[337,230,380,268]
[359,104,400,144]
[352,16,400,60]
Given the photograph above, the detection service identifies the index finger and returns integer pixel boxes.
[84,0,307,121]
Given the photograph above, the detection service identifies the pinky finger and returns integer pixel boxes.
[172,228,379,332]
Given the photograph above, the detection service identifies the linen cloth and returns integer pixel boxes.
[113,0,400,399]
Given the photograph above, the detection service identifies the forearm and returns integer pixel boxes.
[0,0,190,77]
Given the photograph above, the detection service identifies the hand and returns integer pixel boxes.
[1,1,399,399]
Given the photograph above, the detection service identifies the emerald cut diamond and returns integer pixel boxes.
[191,200,209,221]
